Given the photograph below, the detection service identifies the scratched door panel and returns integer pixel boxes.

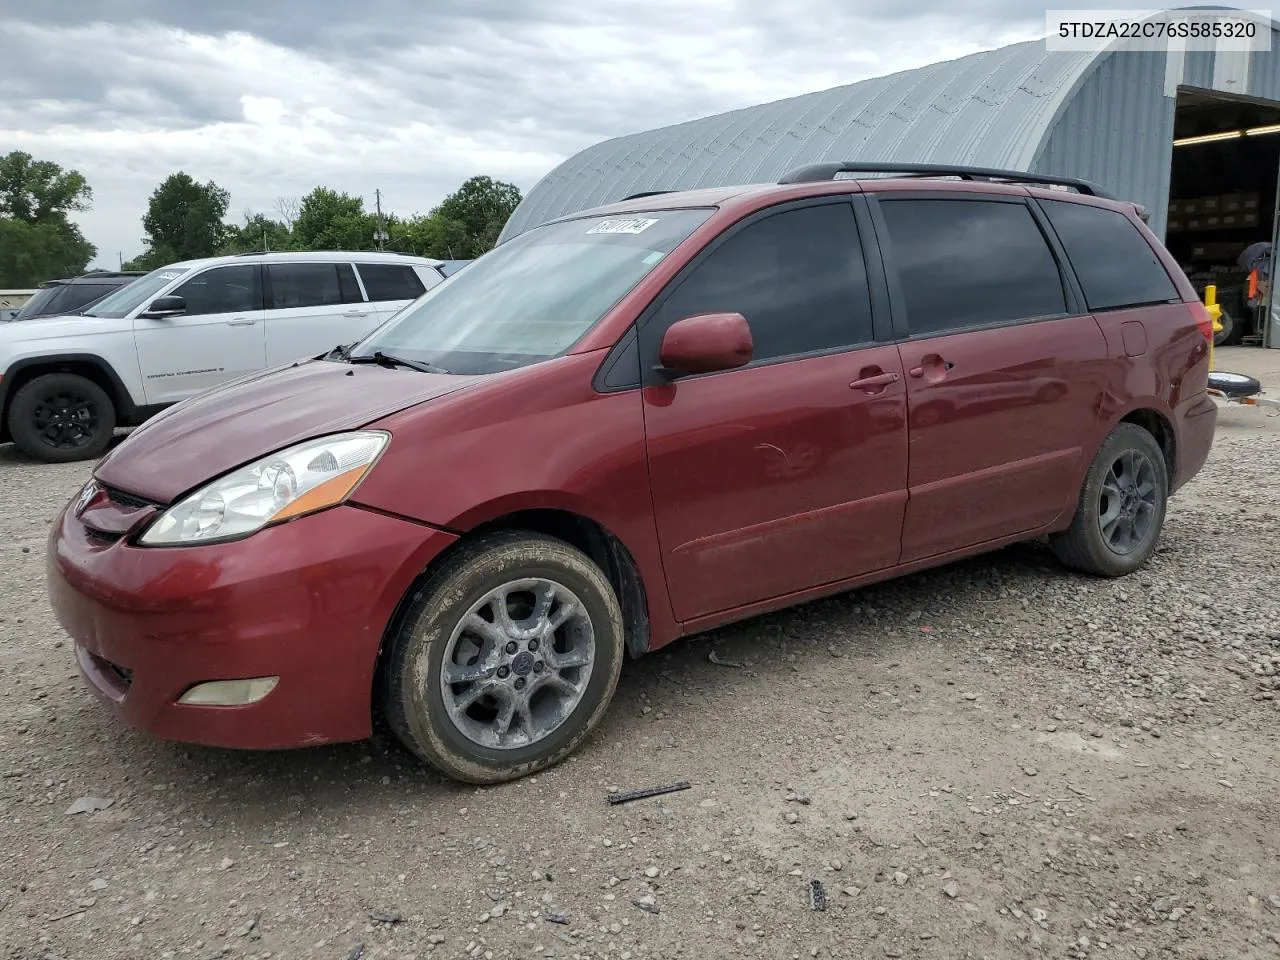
[644,344,908,621]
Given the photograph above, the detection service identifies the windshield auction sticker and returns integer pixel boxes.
[588,218,660,235]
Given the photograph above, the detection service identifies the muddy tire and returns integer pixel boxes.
[381,531,625,784]
[1050,423,1169,578]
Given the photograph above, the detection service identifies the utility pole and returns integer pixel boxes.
[373,189,388,251]
[118,252,123,269]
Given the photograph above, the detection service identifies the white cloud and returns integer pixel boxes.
[0,3,1055,269]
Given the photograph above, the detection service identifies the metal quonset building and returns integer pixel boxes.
[501,19,1280,346]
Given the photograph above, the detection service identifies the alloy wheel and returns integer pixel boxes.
[439,578,596,750]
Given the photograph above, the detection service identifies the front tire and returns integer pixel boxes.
[8,373,117,463]
[1050,423,1169,577]
[381,531,625,784]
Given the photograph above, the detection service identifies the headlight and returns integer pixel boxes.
[139,431,389,546]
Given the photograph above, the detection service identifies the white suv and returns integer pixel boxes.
[0,251,445,463]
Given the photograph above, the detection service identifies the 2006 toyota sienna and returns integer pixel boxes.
[47,162,1218,784]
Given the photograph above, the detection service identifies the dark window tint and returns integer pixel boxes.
[13,285,63,319]
[358,263,426,302]
[879,199,1067,335]
[657,202,873,362]
[58,283,118,313]
[267,263,363,309]
[1040,199,1179,311]
[172,265,261,316]
[13,283,117,319]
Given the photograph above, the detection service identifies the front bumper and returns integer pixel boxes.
[47,497,457,750]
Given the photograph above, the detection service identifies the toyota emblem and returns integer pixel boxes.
[74,480,100,517]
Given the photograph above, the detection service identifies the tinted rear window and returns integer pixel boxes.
[358,263,427,302]
[267,263,363,309]
[879,198,1067,335]
[1040,199,1179,311]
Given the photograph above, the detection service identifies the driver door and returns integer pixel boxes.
[133,264,267,405]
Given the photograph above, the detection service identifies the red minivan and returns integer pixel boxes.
[46,163,1218,784]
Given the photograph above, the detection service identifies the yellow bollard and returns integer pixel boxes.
[1204,284,1223,370]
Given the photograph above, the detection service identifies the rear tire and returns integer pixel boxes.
[8,373,116,463]
[381,531,625,784]
[1050,423,1168,577]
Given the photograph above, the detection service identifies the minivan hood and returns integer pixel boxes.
[94,359,479,503]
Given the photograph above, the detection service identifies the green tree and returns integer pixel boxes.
[221,211,296,254]
[0,151,93,223]
[0,150,96,286]
[388,212,469,260]
[0,219,95,287]
[120,250,164,272]
[137,172,230,265]
[293,187,375,250]
[431,175,522,258]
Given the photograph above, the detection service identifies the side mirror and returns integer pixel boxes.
[658,312,753,376]
[139,295,186,320]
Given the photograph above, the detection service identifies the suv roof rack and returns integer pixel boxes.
[231,250,423,258]
[620,190,677,201]
[777,161,1113,199]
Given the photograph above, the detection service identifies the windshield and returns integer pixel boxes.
[348,208,715,375]
[82,266,188,318]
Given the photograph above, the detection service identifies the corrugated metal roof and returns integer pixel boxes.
[502,15,1280,246]
[500,40,1101,241]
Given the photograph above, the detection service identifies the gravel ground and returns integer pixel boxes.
[3,370,1280,960]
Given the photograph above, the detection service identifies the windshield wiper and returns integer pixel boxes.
[325,342,354,361]
[348,351,450,375]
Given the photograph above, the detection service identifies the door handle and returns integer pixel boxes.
[225,317,256,326]
[908,355,953,379]
[849,371,900,392]
[343,310,369,317]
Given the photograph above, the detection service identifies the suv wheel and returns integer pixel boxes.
[1050,423,1168,577]
[382,531,625,784]
[8,373,117,463]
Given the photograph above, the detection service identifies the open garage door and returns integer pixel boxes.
[1167,88,1280,347]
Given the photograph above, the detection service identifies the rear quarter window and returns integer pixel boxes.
[1040,199,1180,311]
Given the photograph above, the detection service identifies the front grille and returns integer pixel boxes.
[84,527,123,545]
[104,486,160,510]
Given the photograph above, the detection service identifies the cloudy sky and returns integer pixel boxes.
[0,0,1081,268]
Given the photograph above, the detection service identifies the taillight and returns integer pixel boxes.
[1191,301,1214,341]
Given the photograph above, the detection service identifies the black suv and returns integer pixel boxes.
[9,272,146,321]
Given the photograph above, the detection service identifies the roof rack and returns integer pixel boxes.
[229,249,420,258]
[777,161,1113,199]
[620,190,676,201]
